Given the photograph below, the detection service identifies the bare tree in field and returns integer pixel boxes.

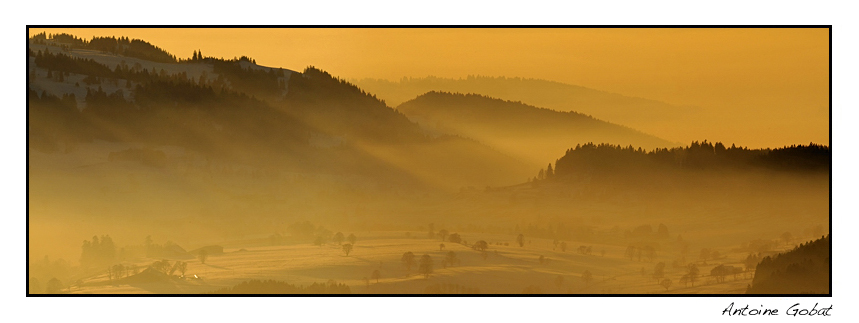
[419,254,434,278]
[448,233,462,244]
[372,269,381,283]
[333,232,345,245]
[743,253,760,277]
[438,229,449,241]
[198,250,208,264]
[625,245,636,260]
[473,240,488,252]
[152,259,171,272]
[680,274,690,287]
[402,252,416,272]
[342,243,353,256]
[45,278,64,294]
[699,248,711,264]
[660,278,672,291]
[582,270,593,285]
[710,250,721,261]
[444,251,458,268]
[687,264,699,286]
[652,262,666,282]
[347,233,357,245]
[643,246,656,262]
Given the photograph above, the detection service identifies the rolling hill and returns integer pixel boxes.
[397,91,677,168]
[354,76,697,142]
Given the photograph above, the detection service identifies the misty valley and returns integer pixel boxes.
[27,32,830,295]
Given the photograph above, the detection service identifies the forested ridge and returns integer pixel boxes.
[747,234,830,294]
[534,141,830,182]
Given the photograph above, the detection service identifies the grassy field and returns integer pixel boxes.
[68,229,800,295]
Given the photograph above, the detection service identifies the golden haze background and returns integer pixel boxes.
[28,28,829,148]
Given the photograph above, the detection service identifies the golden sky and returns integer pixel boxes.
[28,28,829,148]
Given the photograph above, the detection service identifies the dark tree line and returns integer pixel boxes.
[80,235,116,268]
[34,50,115,78]
[29,65,312,157]
[30,49,432,157]
[545,141,830,181]
[518,222,596,244]
[34,33,178,63]
[211,57,284,100]
[284,66,426,144]
[747,234,830,294]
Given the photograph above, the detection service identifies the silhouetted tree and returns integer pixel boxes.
[473,240,488,252]
[347,233,357,245]
[439,243,445,251]
[653,262,666,282]
[710,250,721,261]
[333,232,345,245]
[151,259,171,273]
[438,229,449,241]
[444,251,458,268]
[111,264,126,280]
[45,278,64,294]
[687,264,699,286]
[660,278,672,291]
[372,269,381,283]
[643,245,656,262]
[517,234,525,247]
[625,245,636,260]
[711,265,727,283]
[700,248,711,264]
[402,252,416,272]
[744,254,760,273]
[198,250,208,264]
[342,243,353,256]
[419,254,434,278]
[582,270,593,285]
[680,274,690,287]
[448,233,462,244]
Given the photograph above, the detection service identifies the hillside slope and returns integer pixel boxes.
[355,76,695,142]
[27,35,532,191]
[397,91,676,167]
[747,235,830,294]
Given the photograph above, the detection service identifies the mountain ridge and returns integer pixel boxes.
[397,91,678,168]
